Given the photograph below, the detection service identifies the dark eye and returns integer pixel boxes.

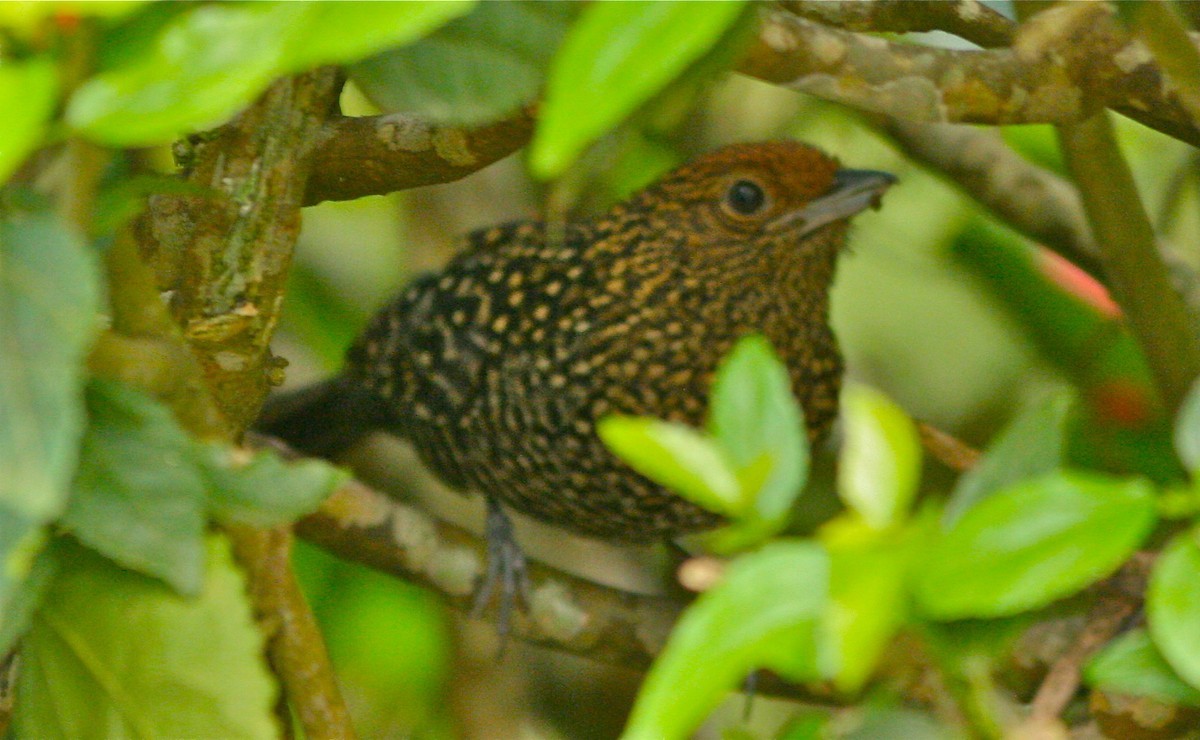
[725,179,766,215]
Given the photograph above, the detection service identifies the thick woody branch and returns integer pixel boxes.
[143,69,343,433]
[740,4,1200,148]
[295,477,683,672]
[781,0,1014,49]
[303,108,535,206]
[288,460,847,705]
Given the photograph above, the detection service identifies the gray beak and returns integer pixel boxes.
[770,168,896,237]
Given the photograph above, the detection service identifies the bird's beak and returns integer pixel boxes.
[770,168,896,237]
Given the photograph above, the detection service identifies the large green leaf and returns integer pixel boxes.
[68,3,302,144]
[0,57,58,184]
[531,0,748,178]
[69,1,467,146]
[63,381,208,596]
[63,380,343,593]
[351,1,572,125]
[708,334,809,525]
[623,541,828,739]
[944,388,1074,525]
[838,383,921,530]
[0,537,57,657]
[15,537,277,739]
[597,416,741,516]
[915,471,1156,619]
[1148,531,1200,690]
[283,1,474,73]
[0,211,99,523]
[1085,628,1200,706]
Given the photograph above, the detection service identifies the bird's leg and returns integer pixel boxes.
[471,496,531,650]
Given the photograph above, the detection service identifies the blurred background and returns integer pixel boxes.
[278,67,1198,737]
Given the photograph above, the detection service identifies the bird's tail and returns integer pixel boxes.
[253,375,384,459]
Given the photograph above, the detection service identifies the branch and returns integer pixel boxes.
[142,68,343,433]
[132,69,357,738]
[229,526,355,740]
[880,120,1103,279]
[303,108,535,206]
[781,0,1014,49]
[285,450,848,705]
[1021,554,1150,733]
[1058,113,1200,416]
[295,476,683,672]
[739,4,1200,148]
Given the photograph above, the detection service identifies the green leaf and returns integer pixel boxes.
[0,534,57,656]
[0,57,58,184]
[531,0,748,178]
[1148,531,1200,690]
[1086,628,1200,706]
[283,0,474,73]
[916,471,1156,619]
[709,334,810,523]
[945,389,1074,525]
[819,519,916,692]
[64,381,208,596]
[68,3,304,145]
[15,537,277,739]
[0,211,99,523]
[838,383,921,530]
[200,443,345,527]
[351,1,573,125]
[624,541,828,739]
[1175,376,1200,473]
[598,416,740,516]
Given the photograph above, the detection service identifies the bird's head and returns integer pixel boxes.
[620,141,895,273]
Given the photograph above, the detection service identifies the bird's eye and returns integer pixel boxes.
[724,179,767,216]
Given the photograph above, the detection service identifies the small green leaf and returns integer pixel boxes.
[945,388,1074,525]
[624,541,828,739]
[531,0,748,178]
[63,381,208,596]
[16,537,277,739]
[709,334,810,523]
[201,443,345,527]
[283,0,473,73]
[1175,376,1200,473]
[838,383,921,530]
[351,0,573,125]
[597,416,741,516]
[916,471,1156,619]
[0,57,57,184]
[1148,531,1200,690]
[68,3,304,145]
[0,211,100,523]
[1086,628,1200,706]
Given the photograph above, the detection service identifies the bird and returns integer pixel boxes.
[258,140,893,615]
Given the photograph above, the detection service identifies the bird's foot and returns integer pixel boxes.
[471,497,531,653]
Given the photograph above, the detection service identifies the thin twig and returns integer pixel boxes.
[917,422,981,473]
[1023,555,1151,729]
[229,526,355,740]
